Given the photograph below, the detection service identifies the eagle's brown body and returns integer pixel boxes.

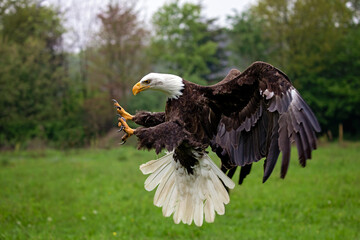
[116,61,320,226]
[132,62,319,183]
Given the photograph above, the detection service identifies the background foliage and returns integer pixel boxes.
[0,0,359,149]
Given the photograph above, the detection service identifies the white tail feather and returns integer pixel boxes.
[194,198,204,226]
[140,152,174,174]
[154,171,176,207]
[207,159,236,189]
[163,185,177,217]
[204,197,215,223]
[139,151,235,226]
[144,162,172,191]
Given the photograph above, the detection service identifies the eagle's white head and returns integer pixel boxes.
[132,73,184,99]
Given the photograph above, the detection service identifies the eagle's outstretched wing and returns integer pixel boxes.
[207,61,321,183]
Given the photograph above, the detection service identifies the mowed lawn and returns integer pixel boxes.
[0,142,359,240]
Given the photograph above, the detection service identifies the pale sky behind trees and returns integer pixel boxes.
[44,0,256,51]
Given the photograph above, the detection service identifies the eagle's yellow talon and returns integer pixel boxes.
[119,118,134,136]
[118,117,134,144]
[113,99,134,121]
[113,100,135,143]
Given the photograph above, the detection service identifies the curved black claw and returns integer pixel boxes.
[117,115,124,131]
[120,138,127,145]
[117,116,126,132]
[120,133,129,145]
[112,99,122,110]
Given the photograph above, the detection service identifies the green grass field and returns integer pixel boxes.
[0,142,359,240]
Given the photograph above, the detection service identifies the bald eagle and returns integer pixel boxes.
[113,61,320,226]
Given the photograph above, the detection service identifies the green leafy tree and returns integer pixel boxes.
[150,0,225,84]
[227,9,271,69]
[84,2,151,139]
[0,0,83,148]
[227,0,292,69]
[285,0,359,136]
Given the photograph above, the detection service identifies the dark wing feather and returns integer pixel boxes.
[208,61,320,184]
[239,164,252,184]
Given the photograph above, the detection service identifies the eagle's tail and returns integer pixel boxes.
[139,151,235,227]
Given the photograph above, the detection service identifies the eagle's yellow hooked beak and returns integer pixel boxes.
[132,82,150,95]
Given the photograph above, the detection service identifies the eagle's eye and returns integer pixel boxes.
[143,79,151,85]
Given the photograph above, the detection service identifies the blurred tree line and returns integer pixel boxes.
[0,0,359,149]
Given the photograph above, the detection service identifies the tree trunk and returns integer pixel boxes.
[339,123,343,145]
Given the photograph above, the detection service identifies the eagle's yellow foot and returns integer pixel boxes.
[112,99,133,121]
[112,99,134,144]
[119,117,134,144]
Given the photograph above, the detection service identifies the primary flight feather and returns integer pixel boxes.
[114,61,320,226]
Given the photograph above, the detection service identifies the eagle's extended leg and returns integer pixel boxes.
[113,99,135,143]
